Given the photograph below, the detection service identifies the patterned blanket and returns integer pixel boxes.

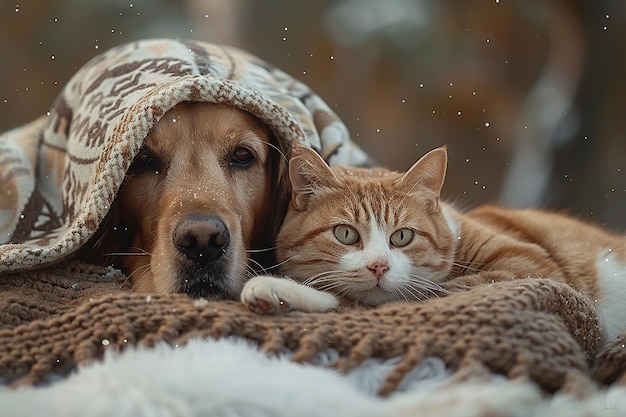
[0,38,370,270]
[1,38,625,415]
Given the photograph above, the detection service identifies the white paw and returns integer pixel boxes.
[241,276,293,314]
[241,276,339,314]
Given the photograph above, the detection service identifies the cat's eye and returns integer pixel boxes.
[390,228,414,247]
[333,225,359,245]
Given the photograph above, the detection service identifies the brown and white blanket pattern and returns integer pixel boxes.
[0,38,371,270]
[1,39,625,414]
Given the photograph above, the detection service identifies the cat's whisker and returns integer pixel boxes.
[316,281,349,292]
[242,261,260,279]
[104,248,151,257]
[331,284,352,298]
[407,273,447,290]
[399,282,428,301]
[406,274,448,298]
[309,278,356,295]
[248,257,265,273]
[394,285,415,301]
[407,281,444,297]
[245,256,298,280]
[392,286,411,302]
[297,270,354,295]
[304,275,342,286]
[271,256,297,271]
[302,270,345,286]
[407,283,446,299]
[245,255,298,276]
[405,287,427,302]
[311,276,348,289]
[440,258,484,273]
[245,246,276,254]
[306,278,338,289]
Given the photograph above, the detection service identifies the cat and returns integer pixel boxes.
[241,144,626,344]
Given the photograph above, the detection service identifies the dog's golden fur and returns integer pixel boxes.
[80,102,290,298]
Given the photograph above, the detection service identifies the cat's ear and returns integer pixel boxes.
[289,144,339,211]
[399,145,448,209]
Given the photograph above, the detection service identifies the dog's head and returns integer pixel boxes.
[85,102,290,298]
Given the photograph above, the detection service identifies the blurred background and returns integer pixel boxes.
[1,0,625,230]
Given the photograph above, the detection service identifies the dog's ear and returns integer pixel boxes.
[74,198,132,266]
[249,131,292,272]
[289,144,339,211]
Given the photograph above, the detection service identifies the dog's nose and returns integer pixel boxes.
[173,215,230,262]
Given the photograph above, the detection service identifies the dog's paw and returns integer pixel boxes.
[241,276,339,314]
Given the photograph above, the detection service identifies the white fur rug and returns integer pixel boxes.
[1,337,625,417]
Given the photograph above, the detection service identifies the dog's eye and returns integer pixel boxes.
[135,150,153,166]
[129,147,159,174]
[230,147,255,168]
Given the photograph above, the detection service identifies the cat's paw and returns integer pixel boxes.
[241,276,339,314]
[241,276,293,314]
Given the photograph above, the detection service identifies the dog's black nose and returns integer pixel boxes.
[173,215,230,262]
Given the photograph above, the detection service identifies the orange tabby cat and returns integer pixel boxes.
[241,144,626,344]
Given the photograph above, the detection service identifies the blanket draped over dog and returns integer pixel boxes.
[0,38,371,268]
[1,38,625,413]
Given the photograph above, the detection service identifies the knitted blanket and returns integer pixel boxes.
[1,38,625,414]
[2,262,626,416]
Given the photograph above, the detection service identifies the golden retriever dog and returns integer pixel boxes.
[80,102,289,299]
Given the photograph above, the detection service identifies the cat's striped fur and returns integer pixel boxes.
[241,145,626,345]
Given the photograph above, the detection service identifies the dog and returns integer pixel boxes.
[80,102,289,299]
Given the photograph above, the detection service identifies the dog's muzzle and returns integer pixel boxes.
[173,215,233,298]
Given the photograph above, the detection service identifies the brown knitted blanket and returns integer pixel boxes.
[2,260,624,400]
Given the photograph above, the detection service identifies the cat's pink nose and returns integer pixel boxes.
[368,262,389,279]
